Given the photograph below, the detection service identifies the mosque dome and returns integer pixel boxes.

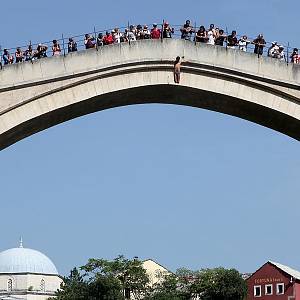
[0,241,58,275]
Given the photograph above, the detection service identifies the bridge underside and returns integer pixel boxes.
[1,85,299,150]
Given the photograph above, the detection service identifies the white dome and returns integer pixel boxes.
[0,247,58,275]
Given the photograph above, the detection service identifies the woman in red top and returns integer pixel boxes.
[150,23,161,39]
[103,31,114,45]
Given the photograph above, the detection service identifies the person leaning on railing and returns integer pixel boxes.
[68,38,77,53]
[238,35,250,52]
[2,49,14,64]
[276,45,286,62]
[112,28,124,43]
[207,24,216,45]
[36,43,48,59]
[163,21,174,38]
[103,31,114,45]
[290,48,299,63]
[195,26,208,43]
[142,25,151,39]
[180,20,195,41]
[150,23,161,39]
[136,25,143,40]
[52,40,61,56]
[227,30,238,49]
[84,34,96,49]
[252,34,266,55]
[24,45,34,61]
[215,29,227,46]
[267,41,279,57]
[15,47,24,63]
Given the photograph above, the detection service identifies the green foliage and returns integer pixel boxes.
[50,257,247,300]
[193,267,248,300]
[51,256,149,300]
[82,255,149,299]
[144,271,191,300]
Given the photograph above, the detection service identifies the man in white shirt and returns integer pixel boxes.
[238,35,250,52]
[268,41,279,58]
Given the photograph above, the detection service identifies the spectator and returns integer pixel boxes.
[207,26,215,45]
[267,41,279,58]
[163,21,174,38]
[227,30,238,49]
[275,45,286,61]
[290,48,299,63]
[84,34,96,49]
[125,26,137,42]
[113,28,123,44]
[130,25,137,36]
[36,44,48,59]
[252,34,266,55]
[238,35,250,52]
[3,49,14,64]
[122,29,129,42]
[96,33,104,47]
[103,31,114,45]
[142,25,151,39]
[151,23,161,39]
[195,26,207,43]
[52,40,61,56]
[24,45,34,61]
[180,20,195,41]
[68,38,77,53]
[209,24,217,38]
[15,47,24,63]
[136,25,143,40]
[215,29,227,46]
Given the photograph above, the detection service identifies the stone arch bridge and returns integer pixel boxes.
[0,39,299,150]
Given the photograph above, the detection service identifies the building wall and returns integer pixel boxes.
[0,273,62,299]
[142,260,170,287]
[247,263,296,300]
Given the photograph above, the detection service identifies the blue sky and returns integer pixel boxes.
[0,0,299,276]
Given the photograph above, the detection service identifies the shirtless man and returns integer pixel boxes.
[174,56,184,84]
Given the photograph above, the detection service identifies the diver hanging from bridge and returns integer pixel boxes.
[174,56,184,84]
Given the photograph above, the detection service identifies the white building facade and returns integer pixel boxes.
[0,241,62,300]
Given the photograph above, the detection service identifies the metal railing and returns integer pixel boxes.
[0,21,299,68]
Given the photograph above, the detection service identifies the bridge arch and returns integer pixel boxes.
[0,39,299,150]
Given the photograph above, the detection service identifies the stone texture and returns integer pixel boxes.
[0,39,299,150]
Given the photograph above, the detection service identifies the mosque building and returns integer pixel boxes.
[0,239,62,300]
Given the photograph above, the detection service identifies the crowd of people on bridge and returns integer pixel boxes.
[1,20,299,66]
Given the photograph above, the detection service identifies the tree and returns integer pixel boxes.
[144,270,192,300]
[81,255,150,300]
[193,267,247,300]
[50,268,89,300]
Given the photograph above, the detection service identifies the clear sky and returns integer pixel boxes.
[0,0,299,276]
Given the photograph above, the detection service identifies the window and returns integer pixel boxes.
[265,284,273,295]
[277,283,284,295]
[254,285,262,297]
[40,279,45,292]
[7,279,13,292]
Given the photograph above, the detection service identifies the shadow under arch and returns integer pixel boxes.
[1,84,299,150]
